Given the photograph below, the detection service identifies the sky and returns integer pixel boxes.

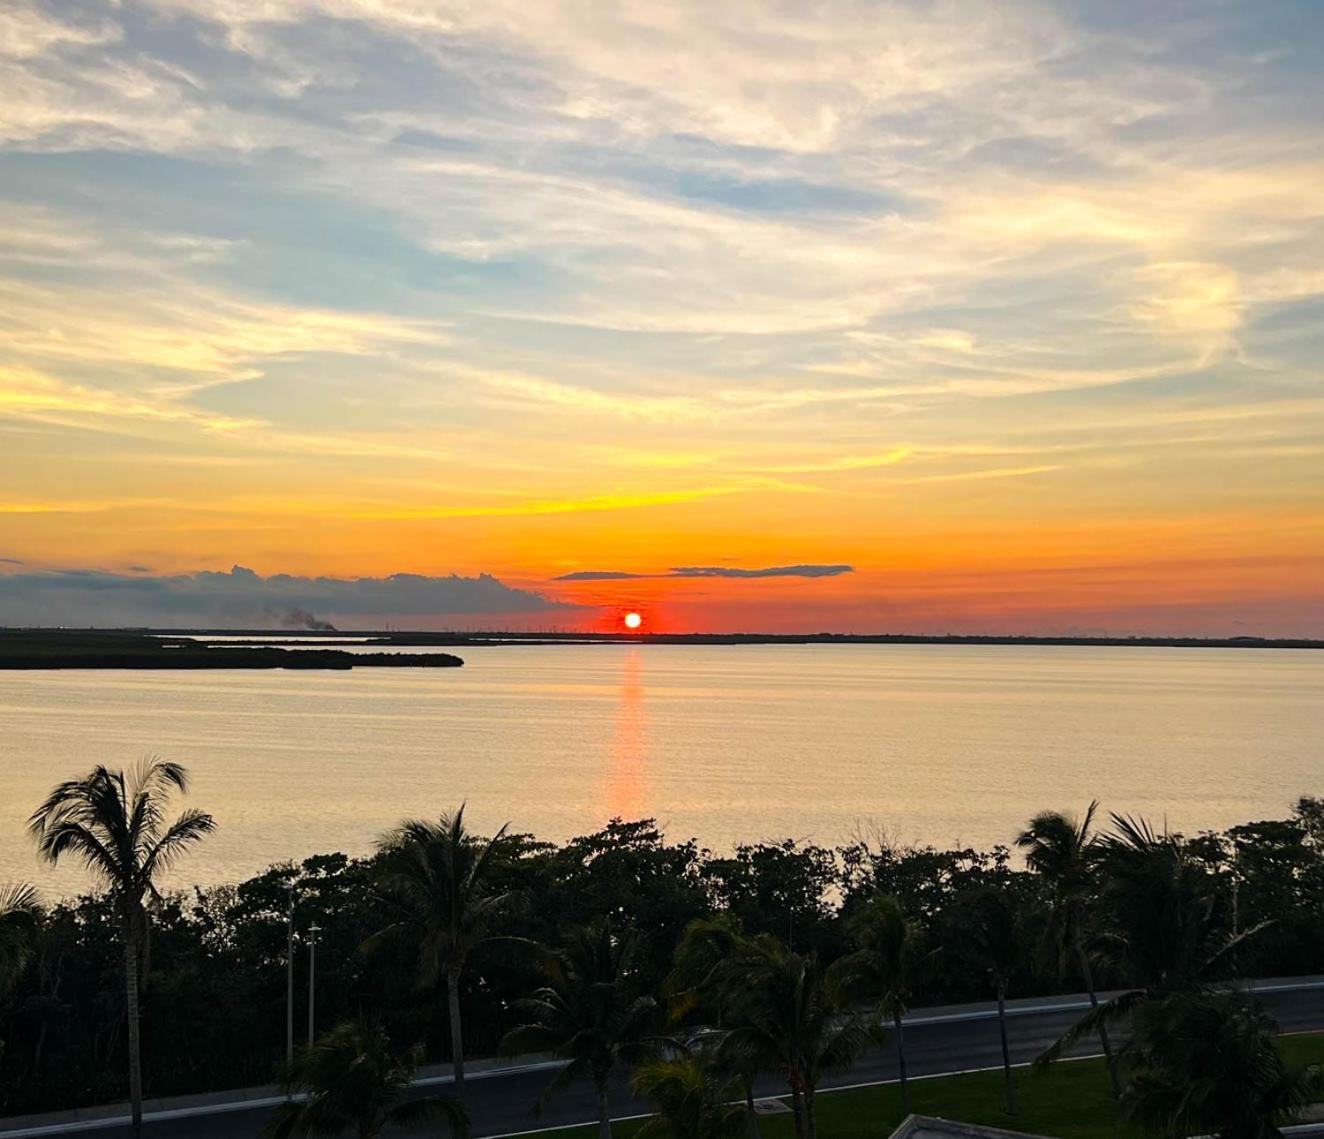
[1,0,1322,634]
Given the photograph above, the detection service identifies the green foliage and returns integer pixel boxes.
[28,760,216,928]
[546,1032,1324,1139]
[1122,990,1320,1139]
[367,806,522,1098]
[532,820,715,987]
[632,1056,746,1139]
[26,759,216,1131]
[1015,801,1101,974]
[944,886,1023,1113]
[3,801,1324,1120]
[826,895,933,1113]
[680,927,867,1139]
[1096,814,1249,992]
[0,884,40,1000]
[369,807,516,992]
[265,1018,467,1139]
[945,886,1020,992]
[501,919,659,1138]
[705,840,839,956]
[829,894,933,1023]
[1015,803,1121,1099]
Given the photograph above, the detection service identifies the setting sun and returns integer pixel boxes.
[623,612,643,630]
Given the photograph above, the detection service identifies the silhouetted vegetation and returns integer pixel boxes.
[0,631,462,669]
[367,807,516,1104]
[265,1018,468,1139]
[1120,990,1319,1139]
[27,760,215,1135]
[501,919,659,1139]
[1,786,1322,1137]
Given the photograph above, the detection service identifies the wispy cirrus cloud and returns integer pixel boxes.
[554,565,854,582]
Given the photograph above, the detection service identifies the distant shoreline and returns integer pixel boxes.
[4,627,1322,655]
[0,631,464,670]
[363,631,1324,649]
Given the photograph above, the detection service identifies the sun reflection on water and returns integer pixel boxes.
[604,647,649,820]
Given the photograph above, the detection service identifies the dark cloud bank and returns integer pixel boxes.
[0,566,564,629]
[554,564,854,581]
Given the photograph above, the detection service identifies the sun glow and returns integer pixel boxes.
[623,612,643,630]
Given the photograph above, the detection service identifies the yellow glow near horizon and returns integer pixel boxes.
[623,612,643,630]
[1,2,1323,635]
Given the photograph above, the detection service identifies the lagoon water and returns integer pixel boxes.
[0,644,1320,894]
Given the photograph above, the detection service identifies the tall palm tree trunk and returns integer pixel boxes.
[123,928,143,1137]
[788,1086,808,1139]
[446,968,465,1102]
[1076,944,1120,1099]
[743,1079,762,1139]
[892,1010,911,1115]
[803,1086,818,1139]
[995,982,1016,1116]
[596,1084,612,1139]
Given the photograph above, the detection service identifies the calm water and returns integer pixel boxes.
[0,644,1320,894]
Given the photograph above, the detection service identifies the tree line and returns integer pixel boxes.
[1,759,1322,1139]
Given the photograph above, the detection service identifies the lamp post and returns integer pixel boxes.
[307,923,322,1045]
[285,882,295,1076]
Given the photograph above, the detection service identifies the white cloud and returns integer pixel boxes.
[0,0,1321,549]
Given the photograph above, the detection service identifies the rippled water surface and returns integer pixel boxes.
[1,644,1320,892]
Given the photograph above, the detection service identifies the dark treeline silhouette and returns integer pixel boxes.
[1,779,1322,1137]
[0,631,463,670]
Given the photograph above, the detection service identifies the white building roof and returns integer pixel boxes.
[889,1115,1059,1139]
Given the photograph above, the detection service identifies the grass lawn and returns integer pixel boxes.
[529,1032,1324,1139]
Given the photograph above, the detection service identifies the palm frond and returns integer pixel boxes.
[1105,812,1167,853]
[388,1093,470,1136]
[1204,919,1272,974]
[141,808,218,885]
[35,821,121,884]
[1121,990,1322,1137]
[261,1100,309,1139]
[1032,988,1144,1071]
[0,883,40,918]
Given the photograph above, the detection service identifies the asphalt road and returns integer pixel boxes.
[7,982,1323,1139]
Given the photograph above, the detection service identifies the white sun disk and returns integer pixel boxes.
[624,612,643,629]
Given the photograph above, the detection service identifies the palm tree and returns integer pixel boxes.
[827,895,933,1115]
[1015,802,1119,1097]
[1123,989,1320,1139]
[368,805,514,1103]
[667,917,767,1139]
[0,883,39,996]
[501,920,659,1139]
[1035,813,1266,1073]
[948,886,1019,1116]
[632,1056,745,1139]
[0,882,40,1061]
[265,1018,468,1139]
[29,759,215,1137]
[1102,814,1265,991]
[714,938,867,1139]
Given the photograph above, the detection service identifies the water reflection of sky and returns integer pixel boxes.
[5,646,1322,894]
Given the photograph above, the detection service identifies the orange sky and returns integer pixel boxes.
[2,1,1323,634]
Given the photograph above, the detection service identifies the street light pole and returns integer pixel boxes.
[307,923,322,1045]
[285,882,295,1076]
